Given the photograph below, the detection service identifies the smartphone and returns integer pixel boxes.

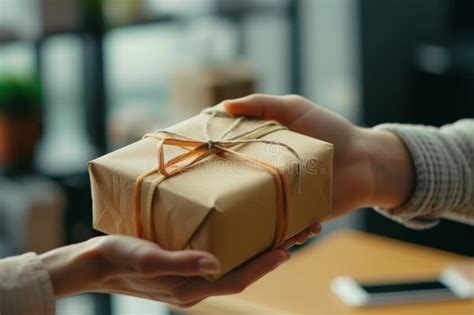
[331,268,473,307]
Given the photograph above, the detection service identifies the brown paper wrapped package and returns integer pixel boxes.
[89,105,333,279]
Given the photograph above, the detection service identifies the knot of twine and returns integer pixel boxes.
[132,108,304,249]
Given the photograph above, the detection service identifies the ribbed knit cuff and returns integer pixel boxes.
[372,123,470,229]
[0,253,55,315]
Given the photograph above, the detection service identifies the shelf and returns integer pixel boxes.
[105,14,182,32]
[0,15,180,45]
[0,28,85,45]
[0,3,287,46]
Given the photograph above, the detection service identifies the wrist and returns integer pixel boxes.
[359,127,415,209]
[40,239,102,298]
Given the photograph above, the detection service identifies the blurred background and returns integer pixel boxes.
[0,0,473,314]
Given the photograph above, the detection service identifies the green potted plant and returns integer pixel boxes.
[0,75,42,172]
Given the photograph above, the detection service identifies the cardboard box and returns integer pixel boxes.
[89,105,333,278]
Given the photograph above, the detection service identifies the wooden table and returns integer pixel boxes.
[180,229,474,314]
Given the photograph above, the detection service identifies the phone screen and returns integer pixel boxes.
[361,280,450,294]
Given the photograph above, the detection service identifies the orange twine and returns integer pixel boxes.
[132,110,302,249]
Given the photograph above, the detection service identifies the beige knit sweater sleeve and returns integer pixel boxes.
[0,253,55,315]
[374,119,474,229]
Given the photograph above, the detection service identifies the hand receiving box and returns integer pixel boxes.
[89,104,333,279]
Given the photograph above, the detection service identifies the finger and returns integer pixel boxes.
[308,222,322,234]
[137,248,221,277]
[280,230,313,250]
[223,94,311,125]
[167,249,290,305]
[204,249,290,296]
[280,232,308,250]
[280,223,321,250]
[282,224,320,249]
[175,298,205,309]
[223,94,287,119]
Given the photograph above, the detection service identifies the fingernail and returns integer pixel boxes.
[198,258,220,274]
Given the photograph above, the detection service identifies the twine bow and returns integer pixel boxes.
[132,108,303,249]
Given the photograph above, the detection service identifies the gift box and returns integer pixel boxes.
[89,104,333,278]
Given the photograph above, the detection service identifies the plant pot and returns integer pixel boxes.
[0,113,42,171]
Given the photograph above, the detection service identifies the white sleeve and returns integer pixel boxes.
[0,252,55,315]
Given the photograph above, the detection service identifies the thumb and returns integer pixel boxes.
[137,249,221,277]
[223,94,311,126]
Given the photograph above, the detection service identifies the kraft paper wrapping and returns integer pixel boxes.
[89,106,333,278]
